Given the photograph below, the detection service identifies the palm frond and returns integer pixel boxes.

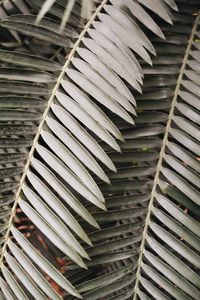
[103,2,199,299]
[60,1,200,299]
[136,9,200,298]
[0,0,174,299]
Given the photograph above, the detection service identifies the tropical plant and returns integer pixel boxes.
[0,0,199,299]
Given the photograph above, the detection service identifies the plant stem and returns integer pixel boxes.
[133,10,200,300]
[0,0,108,266]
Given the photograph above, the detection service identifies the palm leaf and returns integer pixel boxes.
[106,2,200,299]
[0,0,174,299]
[73,3,199,299]
[59,1,200,299]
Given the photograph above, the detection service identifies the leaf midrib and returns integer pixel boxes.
[133,10,200,300]
[0,0,109,266]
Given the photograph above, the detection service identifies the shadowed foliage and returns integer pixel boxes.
[0,0,199,299]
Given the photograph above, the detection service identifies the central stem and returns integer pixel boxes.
[133,11,200,299]
[0,0,109,266]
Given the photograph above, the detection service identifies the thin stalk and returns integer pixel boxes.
[0,0,108,266]
[133,11,200,299]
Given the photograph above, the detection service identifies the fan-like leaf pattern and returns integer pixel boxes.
[0,0,174,299]
[131,2,200,299]
[60,1,199,299]
[0,0,199,299]
[136,12,200,299]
